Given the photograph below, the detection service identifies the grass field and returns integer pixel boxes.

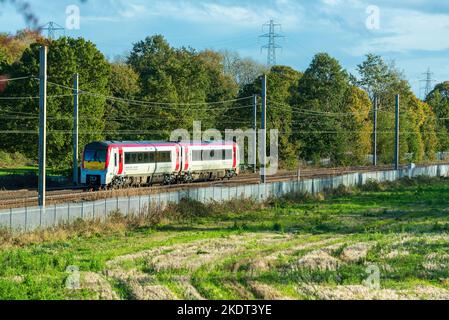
[1,177,449,300]
[0,166,64,177]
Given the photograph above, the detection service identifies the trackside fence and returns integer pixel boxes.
[1,164,449,232]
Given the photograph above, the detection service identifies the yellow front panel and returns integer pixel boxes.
[84,161,106,171]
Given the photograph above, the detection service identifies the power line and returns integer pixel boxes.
[260,19,284,67]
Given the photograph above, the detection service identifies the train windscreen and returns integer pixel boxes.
[84,148,107,170]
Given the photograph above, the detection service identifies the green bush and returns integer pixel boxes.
[176,198,210,218]
[0,151,34,167]
[360,179,383,192]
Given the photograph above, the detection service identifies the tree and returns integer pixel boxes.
[343,86,373,164]
[265,66,302,168]
[420,101,438,160]
[355,54,398,103]
[221,50,267,86]
[0,37,110,169]
[232,66,302,168]
[127,35,239,139]
[104,62,140,140]
[294,53,351,164]
[426,82,449,151]
[0,30,43,64]
[128,36,205,138]
[355,53,439,164]
[197,50,238,103]
[0,47,6,65]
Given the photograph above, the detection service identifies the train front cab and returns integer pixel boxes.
[81,142,115,187]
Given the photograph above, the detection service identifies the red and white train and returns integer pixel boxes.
[80,141,240,188]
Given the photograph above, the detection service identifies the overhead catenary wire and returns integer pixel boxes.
[0,130,444,135]
[0,103,256,120]
[268,100,412,117]
[268,100,373,116]
[40,78,254,108]
[0,94,75,100]
[0,75,34,82]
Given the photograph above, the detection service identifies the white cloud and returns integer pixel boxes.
[152,2,270,26]
[118,3,147,19]
[321,0,341,6]
[351,8,449,54]
[83,0,303,30]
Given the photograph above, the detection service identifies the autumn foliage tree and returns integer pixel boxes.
[0,37,110,169]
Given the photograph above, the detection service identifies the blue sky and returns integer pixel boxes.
[1,0,449,96]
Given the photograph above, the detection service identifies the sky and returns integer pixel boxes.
[1,0,449,97]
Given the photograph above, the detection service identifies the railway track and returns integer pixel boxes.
[0,163,438,209]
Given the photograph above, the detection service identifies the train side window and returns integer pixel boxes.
[125,153,130,164]
[149,152,155,163]
[225,149,233,160]
[114,154,117,166]
[202,149,226,161]
[157,151,171,163]
[192,150,202,161]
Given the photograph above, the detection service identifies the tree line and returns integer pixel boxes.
[0,31,448,170]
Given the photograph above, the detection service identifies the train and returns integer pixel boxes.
[80,141,240,188]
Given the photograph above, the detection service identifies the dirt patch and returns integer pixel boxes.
[81,272,119,300]
[247,281,292,300]
[149,236,252,271]
[339,243,373,263]
[248,237,342,273]
[177,277,205,300]
[223,281,254,299]
[110,269,176,300]
[422,253,449,271]
[108,233,298,273]
[297,284,449,300]
[130,281,177,300]
[391,235,415,246]
[420,235,449,243]
[384,250,410,259]
[296,250,341,271]
[103,233,297,300]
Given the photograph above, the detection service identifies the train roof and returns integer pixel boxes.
[85,141,177,148]
[85,140,237,149]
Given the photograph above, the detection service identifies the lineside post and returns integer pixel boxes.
[261,74,267,184]
[38,46,47,207]
[373,96,378,166]
[253,94,257,173]
[73,73,79,185]
[394,94,400,170]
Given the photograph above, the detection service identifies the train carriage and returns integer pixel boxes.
[179,141,239,182]
[81,140,239,188]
